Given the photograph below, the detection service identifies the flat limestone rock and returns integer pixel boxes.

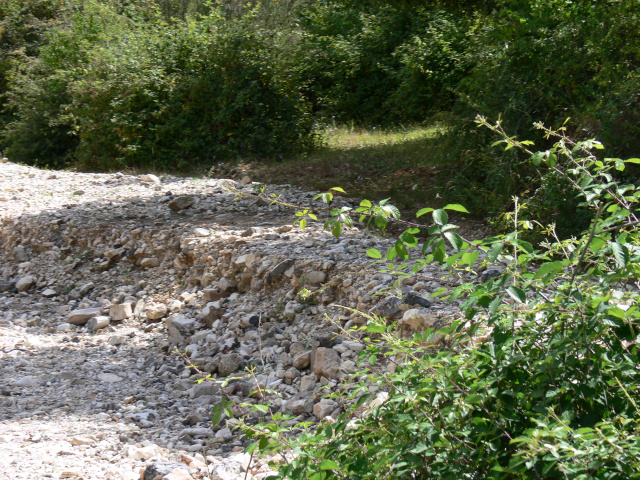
[67,308,102,325]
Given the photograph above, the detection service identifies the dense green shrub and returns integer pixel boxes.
[2,1,318,170]
[0,0,65,137]
[248,119,640,479]
[296,1,474,124]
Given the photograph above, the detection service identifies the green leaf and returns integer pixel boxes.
[488,242,503,262]
[395,240,409,259]
[443,204,469,213]
[546,153,557,168]
[433,209,448,226]
[416,207,434,218]
[531,152,544,166]
[366,248,382,259]
[360,199,372,208]
[385,245,398,261]
[299,218,307,229]
[253,404,269,413]
[330,220,342,238]
[534,261,564,279]
[368,354,377,366]
[611,242,629,268]
[444,231,464,251]
[506,286,526,304]
[330,187,346,193]
[459,251,479,266]
[589,236,606,253]
[465,394,483,404]
[625,158,640,164]
[319,460,339,471]
[488,295,503,315]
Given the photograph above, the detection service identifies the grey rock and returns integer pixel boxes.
[481,268,502,282]
[13,245,29,262]
[78,282,95,294]
[146,303,168,321]
[13,376,38,387]
[168,196,195,211]
[179,427,211,438]
[41,288,57,297]
[15,275,35,292]
[285,396,314,415]
[369,296,403,319]
[141,257,161,268]
[67,307,102,325]
[109,303,132,321]
[0,280,15,292]
[218,353,244,377]
[300,374,317,391]
[313,399,338,420]
[143,462,191,480]
[400,308,436,331]
[293,351,311,370]
[403,291,432,308]
[304,270,326,285]
[269,259,294,278]
[108,335,126,345]
[86,316,110,331]
[191,383,218,398]
[312,347,341,379]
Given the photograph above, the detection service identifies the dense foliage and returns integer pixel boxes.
[0,0,639,221]
[241,120,640,479]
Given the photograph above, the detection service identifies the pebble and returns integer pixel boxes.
[0,160,481,479]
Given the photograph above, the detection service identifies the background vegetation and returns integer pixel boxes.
[1,0,639,228]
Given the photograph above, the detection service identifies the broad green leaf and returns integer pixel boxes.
[546,153,557,168]
[395,240,409,259]
[299,218,307,229]
[375,215,388,229]
[443,204,470,213]
[506,286,527,304]
[489,295,503,315]
[319,460,339,471]
[444,231,464,251]
[531,152,544,166]
[625,158,640,164]
[432,238,446,263]
[465,394,483,404]
[385,245,398,261]
[330,187,346,193]
[488,242,503,262]
[611,242,629,268]
[253,404,269,413]
[360,199,372,208]
[459,251,479,266]
[416,207,434,218]
[534,261,564,279]
[366,248,382,259]
[330,220,342,238]
[589,237,607,253]
[433,209,448,226]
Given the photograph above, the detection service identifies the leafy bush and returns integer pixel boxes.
[2,1,318,170]
[247,119,640,479]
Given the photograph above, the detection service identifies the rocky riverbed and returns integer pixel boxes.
[0,160,476,480]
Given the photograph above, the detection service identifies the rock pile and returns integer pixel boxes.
[0,161,470,479]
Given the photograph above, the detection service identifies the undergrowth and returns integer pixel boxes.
[228,117,640,479]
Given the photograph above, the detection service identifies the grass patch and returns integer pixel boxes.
[219,123,450,213]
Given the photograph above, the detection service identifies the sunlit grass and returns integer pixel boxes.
[239,123,449,212]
